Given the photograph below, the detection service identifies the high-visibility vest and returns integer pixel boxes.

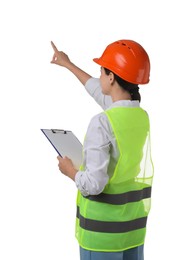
[76,107,154,252]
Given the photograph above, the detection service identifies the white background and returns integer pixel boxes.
[0,0,194,259]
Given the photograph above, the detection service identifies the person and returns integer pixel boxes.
[50,39,154,260]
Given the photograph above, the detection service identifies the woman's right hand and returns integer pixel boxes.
[50,41,92,85]
[50,41,72,68]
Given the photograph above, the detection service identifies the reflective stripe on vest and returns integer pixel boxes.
[77,206,148,233]
[76,107,154,252]
[86,186,151,205]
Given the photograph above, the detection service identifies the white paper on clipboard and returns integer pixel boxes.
[41,129,83,169]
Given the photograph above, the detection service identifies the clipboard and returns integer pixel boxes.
[41,129,83,169]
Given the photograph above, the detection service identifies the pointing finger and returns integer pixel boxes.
[51,41,58,53]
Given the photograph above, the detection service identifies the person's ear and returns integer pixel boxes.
[109,72,115,85]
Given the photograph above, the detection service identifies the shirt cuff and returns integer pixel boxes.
[75,170,89,197]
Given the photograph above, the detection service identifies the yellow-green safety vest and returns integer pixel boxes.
[76,107,154,252]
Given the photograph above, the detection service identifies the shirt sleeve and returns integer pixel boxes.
[85,77,113,110]
[75,113,111,196]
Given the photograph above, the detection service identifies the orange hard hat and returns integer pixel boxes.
[93,39,150,84]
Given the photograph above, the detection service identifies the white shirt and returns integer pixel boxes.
[75,78,140,196]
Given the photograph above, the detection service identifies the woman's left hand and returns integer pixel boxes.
[57,156,77,181]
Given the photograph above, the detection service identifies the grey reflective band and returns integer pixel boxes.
[86,187,151,205]
[77,207,147,233]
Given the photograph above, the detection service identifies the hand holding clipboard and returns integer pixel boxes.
[41,129,83,169]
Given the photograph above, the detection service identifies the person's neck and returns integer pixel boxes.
[111,89,132,102]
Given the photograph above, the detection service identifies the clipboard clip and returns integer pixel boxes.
[51,129,67,134]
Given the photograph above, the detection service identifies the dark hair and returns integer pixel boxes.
[104,68,141,102]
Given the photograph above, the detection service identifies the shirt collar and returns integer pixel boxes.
[108,100,140,109]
